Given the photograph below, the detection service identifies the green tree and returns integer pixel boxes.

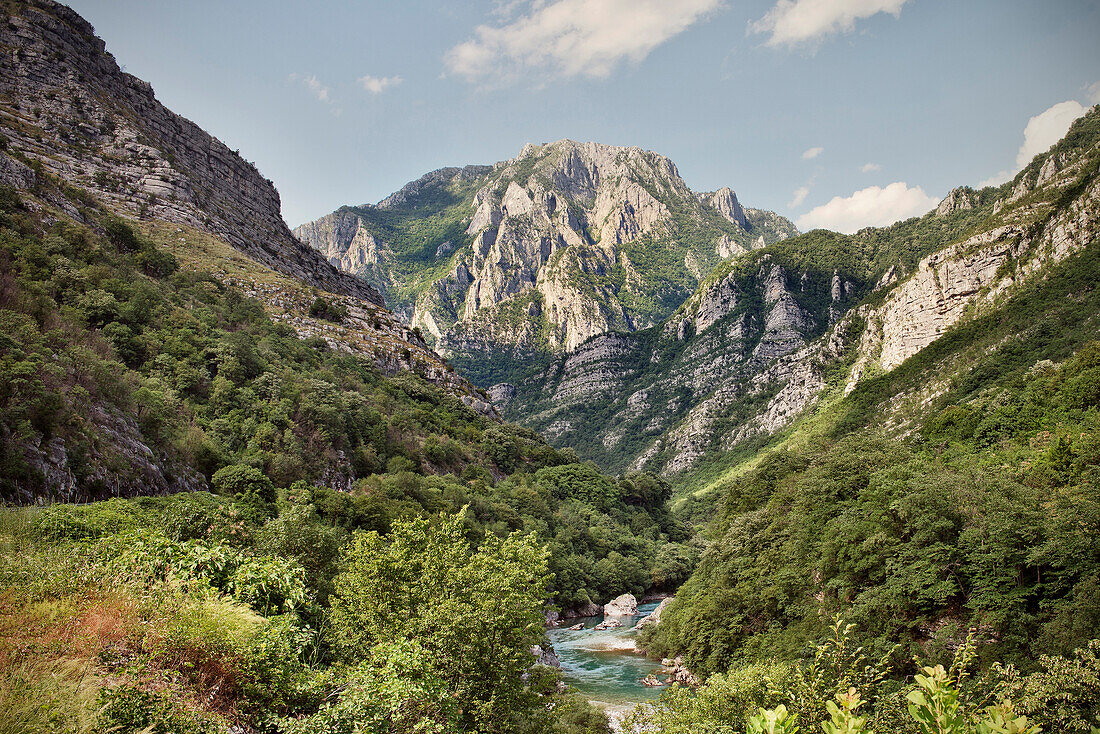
[211,465,277,523]
[330,509,551,732]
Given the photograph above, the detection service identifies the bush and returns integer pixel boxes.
[308,296,346,323]
[330,510,551,731]
[96,684,220,734]
[102,216,141,252]
[212,465,277,523]
[277,640,459,734]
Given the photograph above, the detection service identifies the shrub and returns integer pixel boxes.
[330,510,550,731]
[96,683,220,734]
[278,640,459,734]
[211,465,277,523]
[308,296,346,323]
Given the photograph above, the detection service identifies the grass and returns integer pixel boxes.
[0,658,100,734]
[0,507,244,733]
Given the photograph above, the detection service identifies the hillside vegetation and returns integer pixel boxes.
[0,169,695,731]
[628,112,1100,731]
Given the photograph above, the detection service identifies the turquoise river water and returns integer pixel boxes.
[546,601,666,719]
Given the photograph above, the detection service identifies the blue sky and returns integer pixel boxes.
[66,0,1100,232]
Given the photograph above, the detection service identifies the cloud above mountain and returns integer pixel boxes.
[445,0,721,84]
[796,181,937,233]
[979,93,1095,187]
[752,0,909,47]
[1015,100,1089,169]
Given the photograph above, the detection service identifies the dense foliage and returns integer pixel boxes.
[0,180,693,611]
[0,500,611,733]
[0,176,695,731]
[628,619,1100,733]
[645,335,1100,677]
[643,189,1100,682]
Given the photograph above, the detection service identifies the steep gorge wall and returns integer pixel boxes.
[0,0,383,305]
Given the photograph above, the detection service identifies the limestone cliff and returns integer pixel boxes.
[0,0,497,467]
[494,108,1100,479]
[0,0,382,306]
[500,247,861,476]
[295,141,797,382]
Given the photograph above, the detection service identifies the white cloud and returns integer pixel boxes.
[445,0,722,84]
[752,0,909,47]
[860,162,881,172]
[977,170,1012,189]
[1015,100,1088,169]
[359,74,403,94]
[802,146,824,160]
[1085,80,1100,105]
[976,97,1093,188]
[290,73,339,113]
[795,181,937,234]
[788,186,810,208]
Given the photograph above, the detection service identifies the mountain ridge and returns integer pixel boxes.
[488,108,1100,484]
[294,138,798,383]
[0,0,383,307]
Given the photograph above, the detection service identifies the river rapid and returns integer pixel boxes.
[546,601,667,721]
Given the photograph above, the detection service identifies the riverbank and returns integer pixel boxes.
[546,601,666,723]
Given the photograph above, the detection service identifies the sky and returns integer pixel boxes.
[65,0,1100,234]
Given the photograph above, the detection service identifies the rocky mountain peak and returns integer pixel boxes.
[296,140,798,382]
[936,186,977,216]
[703,186,748,228]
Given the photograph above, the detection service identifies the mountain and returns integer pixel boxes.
[0,0,380,306]
[638,108,1100,679]
[294,140,798,384]
[491,110,1100,491]
[0,0,507,503]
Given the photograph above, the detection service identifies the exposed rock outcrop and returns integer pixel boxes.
[852,135,1100,382]
[0,0,499,455]
[296,140,798,373]
[603,593,638,616]
[495,109,1100,480]
[703,186,748,228]
[0,0,382,307]
[636,597,673,630]
[530,644,560,668]
[499,250,850,475]
[936,187,977,216]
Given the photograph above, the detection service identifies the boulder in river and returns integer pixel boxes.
[603,593,638,616]
[593,619,623,631]
[636,596,673,630]
[567,623,585,631]
[562,601,603,618]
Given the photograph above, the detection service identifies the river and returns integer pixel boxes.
[546,601,667,722]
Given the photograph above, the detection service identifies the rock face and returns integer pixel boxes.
[935,187,977,216]
[0,2,502,503]
[0,0,382,306]
[849,127,1100,386]
[530,644,560,668]
[295,140,798,381]
[636,597,672,630]
[603,593,638,616]
[499,249,859,476]
[496,108,1100,480]
[703,187,748,228]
